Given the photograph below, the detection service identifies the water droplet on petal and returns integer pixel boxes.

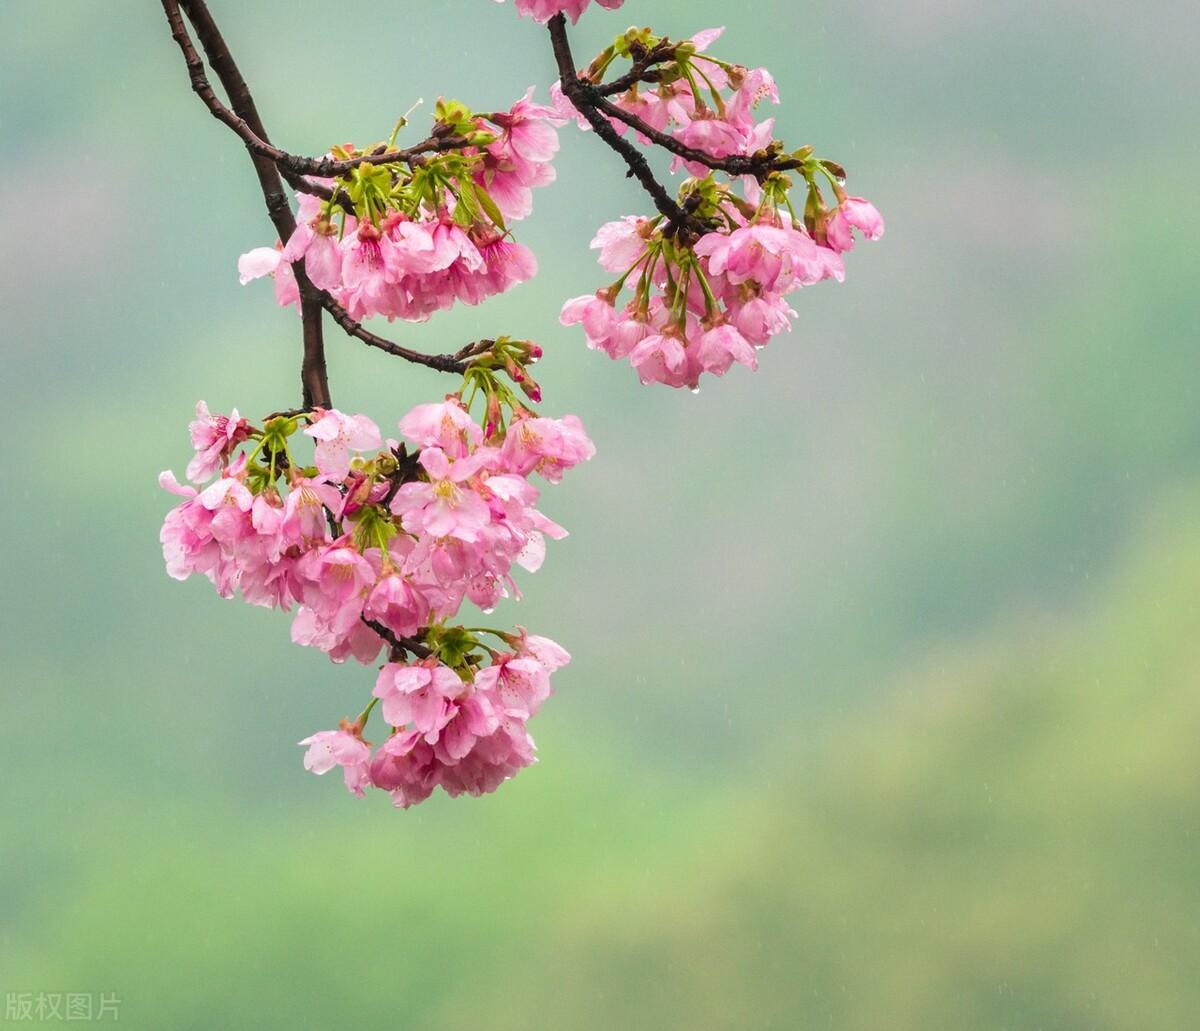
[689,386,701,395]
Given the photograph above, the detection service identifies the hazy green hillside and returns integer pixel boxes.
[4,487,1196,1029]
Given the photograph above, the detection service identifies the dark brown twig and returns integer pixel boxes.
[319,293,493,375]
[591,39,676,96]
[161,0,502,403]
[363,617,433,661]
[550,13,805,233]
[590,90,802,178]
[548,14,694,233]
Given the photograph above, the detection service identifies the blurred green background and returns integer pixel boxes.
[2,1,1198,1027]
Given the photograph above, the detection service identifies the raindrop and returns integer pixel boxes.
[689,386,700,395]
[835,175,847,187]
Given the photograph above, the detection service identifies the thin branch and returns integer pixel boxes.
[162,0,294,244]
[167,2,465,181]
[547,14,693,232]
[162,0,501,392]
[319,292,492,375]
[551,14,803,209]
[592,39,677,96]
[590,90,802,178]
[363,617,433,661]
[165,0,332,407]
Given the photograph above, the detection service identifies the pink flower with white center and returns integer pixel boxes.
[389,447,494,541]
[295,544,377,647]
[298,728,372,797]
[373,661,465,739]
[186,401,249,484]
[398,399,483,456]
[500,413,596,483]
[303,409,383,482]
[307,544,375,606]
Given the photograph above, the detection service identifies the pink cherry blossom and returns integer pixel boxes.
[497,0,624,24]
[373,661,465,739]
[389,447,494,541]
[500,413,596,482]
[591,216,652,274]
[299,729,372,797]
[398,399,483,455]
[186,401,249,484]
[828,196,885,249]
[303,409,383,481]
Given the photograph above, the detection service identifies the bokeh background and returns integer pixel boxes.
[2,1,1198,1027]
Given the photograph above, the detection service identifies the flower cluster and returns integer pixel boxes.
[551,27,774,174]
[299,631,568,807]
[561,177,882,388]
[553,27,884,388]
[160,345,594,807]
[495,0,625,24]
[239,92,563,323]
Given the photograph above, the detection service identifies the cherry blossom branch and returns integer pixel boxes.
[547,13,694,232]
[319,295,492,374]
[591,39,677,95]
[162,0,500,399]
[363,618,434,662]
[548,13,804,210]
[168,0,466,181]
[593,91,803,178]
[165,0,332,407]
